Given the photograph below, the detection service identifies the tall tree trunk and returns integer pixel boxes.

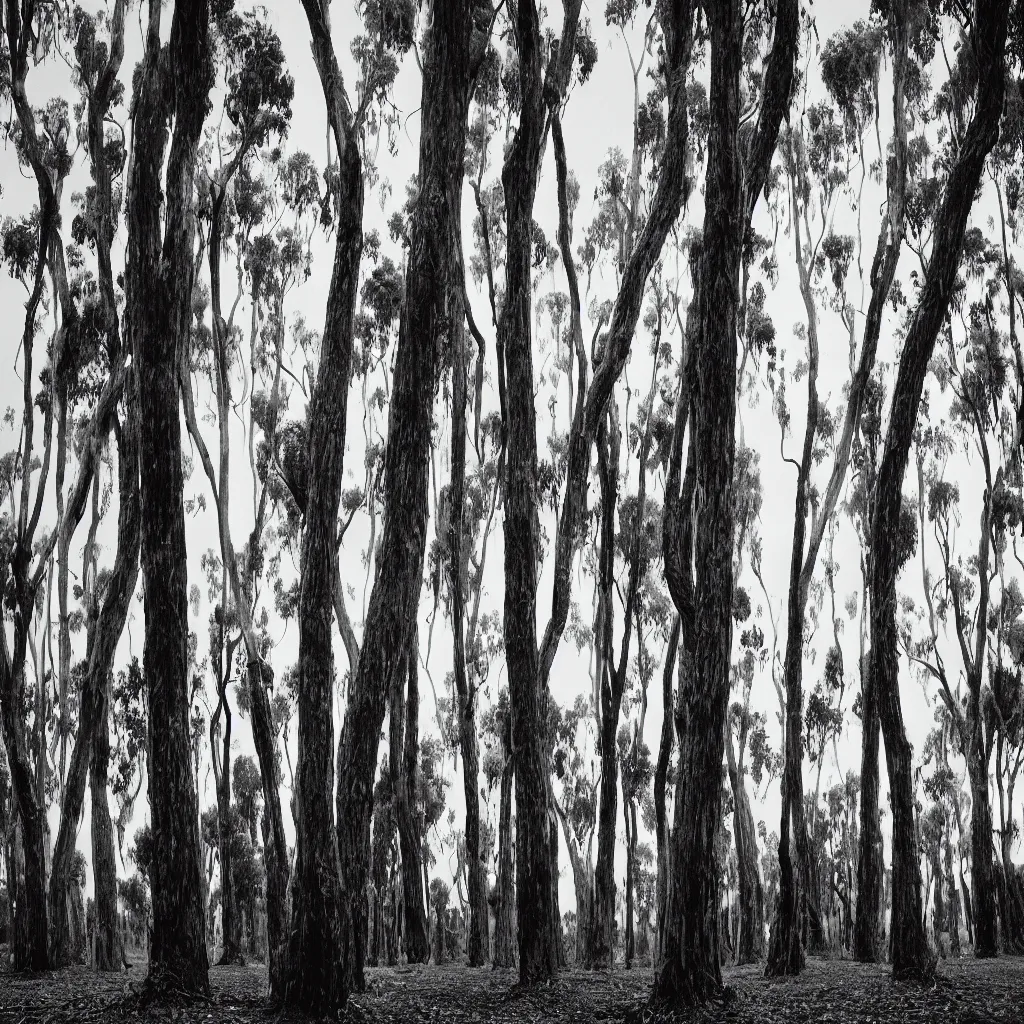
[868,0,1007,981]
[499,0,571,986]
[654,618,680,966]
[51,379,139,967]
[493,751,516,968]
[726,727,764,964]
[48,0,133,971]
[969,766,998,957]
[590,411,623,969]
[283,4,364,1015]
[91,672,124,971]
[129,0,213,999]
[854,647,884,961]
[332,3,478,995]
[657,0,796,1004]
[390,645,430,963]
[449,281,489,967]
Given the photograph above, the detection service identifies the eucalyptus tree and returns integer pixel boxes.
[0,0,131,971]
[906,323,1022,957]
[179,6,294,986]
[866,0,1007,982]
[126,0,215,997]
[657,0,797,1003]
[331,0,490,992]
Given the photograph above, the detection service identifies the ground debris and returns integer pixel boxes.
[1,955,1022,1022]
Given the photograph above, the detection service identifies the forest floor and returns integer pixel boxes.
[2,949,1023,1023]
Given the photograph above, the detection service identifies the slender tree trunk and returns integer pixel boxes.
[332,4,477,994]
[854,646,884,961]
[655,1,744,1004]
[656,0,795,1004]
[449,289,488,967]
[493,757,516,969]
[90,673,124,971]
[590,412,623,969]
[283,4,364,1013]
[868,0,1006,983]
[129,0,213,998]
[654,618,680,966]
[727,728,764,963]
[390,647,430,963]
[499,0,559,985]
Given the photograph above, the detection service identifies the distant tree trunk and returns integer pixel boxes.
[390,645,430,963]
[129,0,213,999]
[332,2,478,995]
[868,0,1007,983]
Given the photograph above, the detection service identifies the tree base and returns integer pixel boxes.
[137,959,212,1007]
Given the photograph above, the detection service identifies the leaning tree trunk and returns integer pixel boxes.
[854,646,885,962]
[868,0,1006,983]
[332,3,478,995]
[390,646,430,963]
[129,0,213,999]
[91,672,124,971]
[283,5,365,1016]
[654,618,680,966]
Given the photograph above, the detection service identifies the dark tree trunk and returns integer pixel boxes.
[499,0,571,987]
[590,411,623,969]
[654,618,680,966]
[283,5,365,1015]
[727,729,764,964]
[867,0,1006,983]
[969,768,998,957]
[390,646,430,964]
[331,3,477,995]
[854,651,884,962]
[91,674,124,971]
[494,755,516,968]
[656,0,795,1006]
[624,797,637,969]
[449,283,489,967]
[129,0,213,999]
[49,0,132,972]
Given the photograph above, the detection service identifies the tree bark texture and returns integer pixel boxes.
[48,0,132,972]
[129,0,213,998]
[50,373,140,967]
[854,648,885,961]
[390,646,430,964]
[90,672,124,971]
[656,0,797,1004]
[333,2,477,994]
[867,0,1007,982]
